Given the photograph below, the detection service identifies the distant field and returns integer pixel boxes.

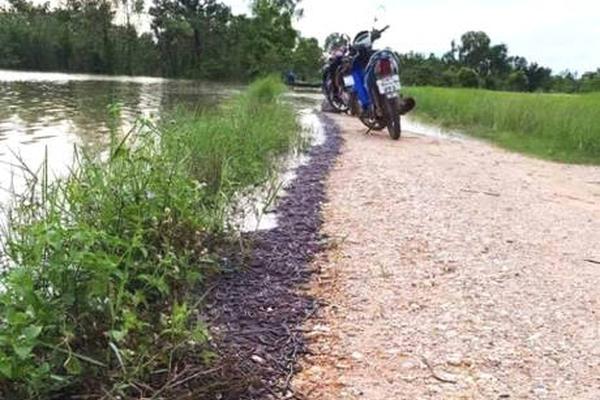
[404,87,600,164]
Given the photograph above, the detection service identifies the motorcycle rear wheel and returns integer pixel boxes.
[383,97,401,140]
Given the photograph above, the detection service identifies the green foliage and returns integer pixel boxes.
[580,69,600,92]
[291,37,323,81]
[458,31,491,76]
[399,30,598,93]
[398,52,447,87]
[0,0,159,75]
[406,86,600,164]
[0,0,321,80]
[147,0,319,80]
[552,71,579,93]
[0,77,299,398]
[457,67,479,88]
[523,63,553,92]
[506,70,529,92]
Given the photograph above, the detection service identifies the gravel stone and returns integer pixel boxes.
[295,114,600,400]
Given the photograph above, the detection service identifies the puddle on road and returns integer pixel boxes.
[403,116,466,141]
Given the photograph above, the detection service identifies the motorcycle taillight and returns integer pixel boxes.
[377,59,392,76]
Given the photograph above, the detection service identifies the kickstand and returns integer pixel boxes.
[364,126,373,135]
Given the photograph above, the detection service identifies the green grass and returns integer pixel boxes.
[404,87,600,164]
[0,77,299,398]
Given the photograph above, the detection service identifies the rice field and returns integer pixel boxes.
[405,87,600,164]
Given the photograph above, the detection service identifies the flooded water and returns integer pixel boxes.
[0,70,324,234]
[0,69,241,210]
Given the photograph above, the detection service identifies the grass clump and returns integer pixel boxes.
[405,87,600,164]
[0,76,299,398]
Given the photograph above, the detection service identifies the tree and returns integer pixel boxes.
[510,56,528,72]
[458,31,491,76]
[398,52,447,86]
[441,40,458,66]
[525,63,552,91]
[551,70,579,93]
[111,0,145,74]
[488,44,510,77]
[244,0,298,77]
[150,0,234,77]
[0,0,159,75]
[292,37,322,80]
[441,68,458,87]
[395,30,579,93]
[506,70,529,91]
[457,67,479,88]
[580,69,600,92]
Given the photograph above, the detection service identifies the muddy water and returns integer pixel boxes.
[0,70,240,212]
[0,71,323,234]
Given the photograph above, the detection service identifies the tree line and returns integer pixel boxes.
[397,31,600,93]
[2,0,600,93]
[0,0,322,80]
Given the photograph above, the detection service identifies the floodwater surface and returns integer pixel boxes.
[0,69,239,209]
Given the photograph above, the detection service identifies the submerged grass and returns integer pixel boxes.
[405,87,600,164]
[0,77,299,398]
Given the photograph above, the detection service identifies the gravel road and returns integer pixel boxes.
[294,114,600,400]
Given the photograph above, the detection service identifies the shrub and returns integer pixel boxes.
[457,67,480,88]
[506,70,529,92]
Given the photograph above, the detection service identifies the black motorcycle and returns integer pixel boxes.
[321,34,351,113]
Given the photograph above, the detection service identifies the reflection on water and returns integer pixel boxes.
[0,69,240,209]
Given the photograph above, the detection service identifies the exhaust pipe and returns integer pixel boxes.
[398,96,416,115]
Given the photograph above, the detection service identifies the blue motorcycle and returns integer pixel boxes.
[341,26,415,140]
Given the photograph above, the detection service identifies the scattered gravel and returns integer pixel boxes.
[295,114,600,400]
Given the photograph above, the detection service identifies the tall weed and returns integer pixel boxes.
[0,77,298,398]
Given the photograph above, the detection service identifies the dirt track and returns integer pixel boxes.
[294,114,600,399]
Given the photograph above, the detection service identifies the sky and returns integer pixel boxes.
[226,0,600,74]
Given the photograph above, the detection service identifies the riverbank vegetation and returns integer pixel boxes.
[406,87,600,164]
[0,77,299,398]
[0,0,322,81]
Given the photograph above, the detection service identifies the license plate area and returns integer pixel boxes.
[343,75,355,88]
[376,76,401,98]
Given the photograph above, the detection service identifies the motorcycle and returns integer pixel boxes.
[322,34,351,113]
[341,26,415,140]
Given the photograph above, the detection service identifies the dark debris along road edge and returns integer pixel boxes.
[202,114,342,399]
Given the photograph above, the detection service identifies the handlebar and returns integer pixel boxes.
[371,25,390,42]
[346,25,391,55]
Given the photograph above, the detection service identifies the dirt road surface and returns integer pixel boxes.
[294,114,600,400]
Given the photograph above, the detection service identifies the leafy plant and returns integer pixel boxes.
[0,77,299,398]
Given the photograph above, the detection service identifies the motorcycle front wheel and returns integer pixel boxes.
[323,73,349,113]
